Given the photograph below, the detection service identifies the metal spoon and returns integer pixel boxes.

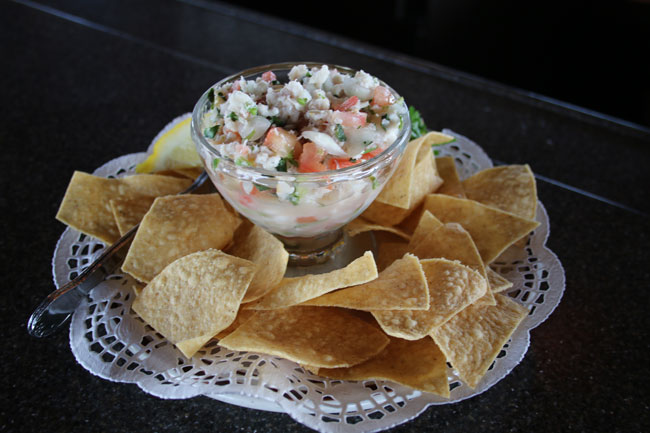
[27,171,209,338]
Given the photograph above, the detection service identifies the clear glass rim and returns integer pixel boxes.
[191,61,411,182]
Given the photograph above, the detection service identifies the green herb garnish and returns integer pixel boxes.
[409,106,428,139]
[212,158,220,168]
[235,157,251,167]
[203,125,219,139]
[275,158,287,172]
[271,80,281,85]
[297,97,307,106]
[288,190,301,205]
[398,114,403,130]
[276,151,297,172]
[349,158,357,163]
[268,116,286,127]
[370,176,379,190]
[245,129,256,140]
[218,91,226,100]
[335,124,347,142]
[305,71,312,78]
[207,88,215,106]
[229,112,239,122]
[247,105,258,115]
[362,144,378,154]
[254,183,271,192]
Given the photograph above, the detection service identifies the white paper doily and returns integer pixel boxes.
[53,131,565,433]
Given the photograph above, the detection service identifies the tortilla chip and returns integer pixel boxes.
[228,221,289,303]
[301,253,429,310]
[430,294,528,388]
[109,196,156,236]
[376,241,410,272]
[422,194,540,263]
[55,171,191,244]
[372,258,487,340]
[487,268,513,293]
[435,156,465,198]
[396,204,425,235]
[131,249,256,358]
[361,132,448,225]
[170,166,204,180]
[244,251,378,310]
[318,336,450,398]
[215,309,256,340]
[122,193,240,282]
[407,215,495,306]
[344,217,411,241]
[462,165,537,220]
[376,132,450,209]
[360,201,413,227]
[218,306,390,368]
[409,210,444,244]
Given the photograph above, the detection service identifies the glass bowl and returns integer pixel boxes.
[191,62,411,265]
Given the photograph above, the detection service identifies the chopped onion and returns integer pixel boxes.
[301,131,347,156]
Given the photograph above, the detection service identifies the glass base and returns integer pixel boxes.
[279,230,377,277]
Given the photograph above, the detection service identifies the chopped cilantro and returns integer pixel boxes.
[268,116,286,127]
[398,114,403,130]
[275,158,287,172]
[305,71,312,78]
[229,112,239,122]
[335,124,347,142]
[409,106,428,139]
[271,80,281,85]
[212,158,220,168]
[254,183,271,192]
[370,176,379,190]
[362,145,378,155]
[245,129,255,140]
[235,157,251,167]
[297,97,307,106]
[203,125,219,139]
[288,190,301,205]
[207,88,215,107]
[247,105,258,115]
[276,151,297,172]
[349,158,358,163]
[218,91,226,100]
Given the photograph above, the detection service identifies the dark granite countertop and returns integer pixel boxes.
[2,1,649,432]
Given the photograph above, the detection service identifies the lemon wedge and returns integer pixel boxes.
[136,114,202,173]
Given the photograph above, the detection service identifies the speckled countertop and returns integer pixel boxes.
[2,1,649,432]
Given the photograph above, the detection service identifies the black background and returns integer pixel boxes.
[223,0,650,128]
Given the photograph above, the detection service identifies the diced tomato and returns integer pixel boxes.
[238,193,253,207]
[261,71,277,82]
[293,141,303,161]
[327,157,357,170]
[331,111,366,128]
[333,96,359,111]
[361,147,382,160]
[372,86,395,106]
[263,127,299,157]
[297,216,318,223]
[298,141,327,173]
[236,144,250,156]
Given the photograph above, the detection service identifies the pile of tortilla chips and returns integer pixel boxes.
[55,131,539,398]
